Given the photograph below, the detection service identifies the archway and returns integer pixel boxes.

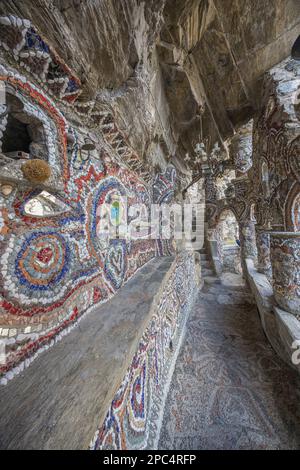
[0,90,48,160]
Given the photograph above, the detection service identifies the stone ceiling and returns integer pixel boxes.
[1,0,299,174]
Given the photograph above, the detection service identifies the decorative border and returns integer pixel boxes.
[90,252,198,450]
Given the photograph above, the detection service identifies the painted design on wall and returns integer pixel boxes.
[91,252,198,450]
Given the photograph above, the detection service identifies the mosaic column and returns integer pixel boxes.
[230,120,253,176]
[270,232,300,316]
[256,228,272,278]
[239,220,257,261]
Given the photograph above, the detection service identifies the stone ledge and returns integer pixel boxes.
[274,307,300,375]
[0,256,175,450]
[246,258,300,372]
[92,251,200,450]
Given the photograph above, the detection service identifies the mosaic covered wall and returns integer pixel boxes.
[250,59,300,233]
[90,251,198,450]
[0,57,176,383]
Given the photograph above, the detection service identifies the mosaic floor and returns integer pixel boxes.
[159,274,300,450]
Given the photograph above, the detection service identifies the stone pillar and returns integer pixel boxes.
[270,232,300,316]
[229,120,253,176]
[206,227,222,275]
[256,228,272,278]
[239,220,257,260]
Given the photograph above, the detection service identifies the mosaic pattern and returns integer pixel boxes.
[229,120,253,174]
[256,230,272,278]
[0,63,68,185]
[0,15,82,103]
[152,165,177,204]
[239,221,257,260]
[0,14,156,183]
[286,184,300,231]
[270,234,300,316]
[15,231,70,291]
[293,193,300,231]
[104,240,128,291]
[0,63,173,383]
[250,59,300,232]
[91,252,198,450]
[159,278,300,450]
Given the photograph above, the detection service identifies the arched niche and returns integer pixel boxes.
[1,90,47,160]
[292,35,300,61]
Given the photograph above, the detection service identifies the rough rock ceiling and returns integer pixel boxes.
[1,0,300,173]
[159,0,300,157]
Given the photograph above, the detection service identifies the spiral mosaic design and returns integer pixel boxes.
[15,232,70,291]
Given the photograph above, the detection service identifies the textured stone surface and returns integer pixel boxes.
[270,233,300,316]
[1,0,299,165]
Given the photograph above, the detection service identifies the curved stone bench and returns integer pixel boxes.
[246,258,300,374]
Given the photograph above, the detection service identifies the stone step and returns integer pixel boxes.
[202,260,211,268]
[204,276,222,285]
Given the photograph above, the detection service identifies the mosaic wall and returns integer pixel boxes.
[90,251,198,450]
[152,165,177,204]
[0,60,176,384]
[270,234,300,316]
[0,14,154,184]
[250,59,300,233]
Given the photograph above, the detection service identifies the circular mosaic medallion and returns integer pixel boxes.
[15,231,70,290]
